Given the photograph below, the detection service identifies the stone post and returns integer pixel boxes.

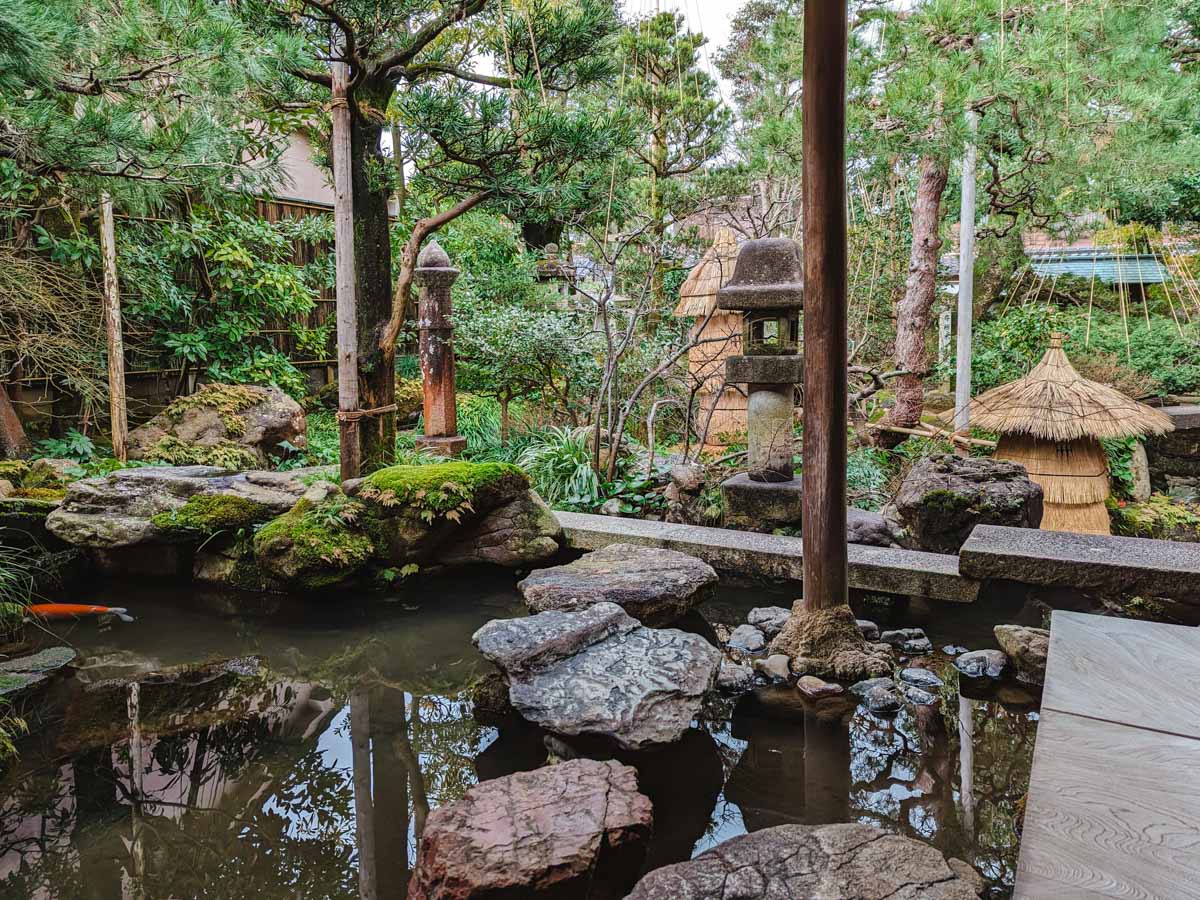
[414,241,467,457]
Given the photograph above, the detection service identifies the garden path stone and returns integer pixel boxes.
[625,823,983,899]
[955,649,1009,679]
[518,542,716,626]
[473,603,720,750]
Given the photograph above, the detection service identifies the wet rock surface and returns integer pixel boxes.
[715,660,755,693]
[956,649,1009,679]
[727,623,767,654]
[473,603,720,750]
[899,667,945,691]
[625,822,983,899]
[518,543,717,626]
[994,624,1050,685]
[0,647,77,700]
[747,606,789,638]
[883,453,1043,553]
[409,758,652,900]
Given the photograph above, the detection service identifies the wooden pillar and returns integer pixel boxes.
[331,48,362,480]
[99,192,128,461]
[801,0,848,612]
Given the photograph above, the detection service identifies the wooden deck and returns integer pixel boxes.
[1015,611,1200,899]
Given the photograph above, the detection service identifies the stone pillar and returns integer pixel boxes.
[414,240,467,457]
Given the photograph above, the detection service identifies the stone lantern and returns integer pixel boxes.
[414,240,467,457]
[719,238,805,525]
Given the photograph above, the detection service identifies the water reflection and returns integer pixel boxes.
[0,588,1037,900]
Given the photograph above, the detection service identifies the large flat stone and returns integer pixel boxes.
[960,524,1200,604]
[519,542,716,625]
[474,603,721,750]
[409,758,652,900]
[556,512,978,603]
[626,823,983,899]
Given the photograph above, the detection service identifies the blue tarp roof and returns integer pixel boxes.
[1027,248,1171,284]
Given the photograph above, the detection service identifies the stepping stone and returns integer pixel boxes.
[899,667,945,691]
[955,649,1008,679]
[518,543,717,626]
[474,603,720,750]
[797,675,844,700]
[625,823,983,899]
[410,759,652,900]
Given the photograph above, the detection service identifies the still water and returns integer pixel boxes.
[0,574,1037,899]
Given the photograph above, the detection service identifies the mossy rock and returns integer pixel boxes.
[161,384,266,437]
[142,435,260,470]
[151,493,273,537]
[253,493,375,591]
[0,461,30,482]
[1109,494,1200,542]
[361,461,528,514]
[9,486,66,501]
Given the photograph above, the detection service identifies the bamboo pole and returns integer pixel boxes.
[954,110,978,439]
[331,44,362,480]
[801,0,848,612]
[99,192,128,461]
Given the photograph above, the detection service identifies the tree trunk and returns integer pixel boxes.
[879,156,949,445]
[499,394,510,446]
[0,384,30,459]
[351,78,397,471]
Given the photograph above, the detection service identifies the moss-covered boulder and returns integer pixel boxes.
[252,488,375,590]
[46,466,310,548]
[882,454,1043,554]
[350,462,531,565]
[128,383,306,468]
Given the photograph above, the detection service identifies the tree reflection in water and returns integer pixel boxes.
[0,655,1035,900]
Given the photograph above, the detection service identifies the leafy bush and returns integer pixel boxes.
[516,426,602,506]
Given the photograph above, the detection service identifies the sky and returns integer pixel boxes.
[625,0,746,102]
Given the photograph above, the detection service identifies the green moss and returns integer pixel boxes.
[144,436,259,471]
[9,487,65,501]
[922,488,973,514]
[162,384,265,437]
[1109,494,1200,541]
[0,497,61,515]
[151,494,272,536]
[253,496,374,590]
[365,462,525,506]
[0,461,29,482]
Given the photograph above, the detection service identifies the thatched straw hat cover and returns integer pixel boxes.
[673,227,738,318]
[969,333,1174,441]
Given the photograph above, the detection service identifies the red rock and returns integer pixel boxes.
[409,758,653,900]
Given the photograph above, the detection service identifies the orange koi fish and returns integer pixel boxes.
[27,604,134,623]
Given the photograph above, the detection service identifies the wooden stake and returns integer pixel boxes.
[99,192,128,461]
[801,0,848,612]
[332,44,362,480]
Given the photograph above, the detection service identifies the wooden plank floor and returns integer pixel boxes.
[1015,611,1200,899]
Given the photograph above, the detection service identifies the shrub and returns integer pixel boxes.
[516,426,602,506]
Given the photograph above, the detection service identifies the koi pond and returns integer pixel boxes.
[0,573,1038,899]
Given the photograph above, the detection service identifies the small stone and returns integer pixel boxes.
[796,675,844,700]
[716,660,755,693]
[942,644,968,656]
[903,637,934,654]
[955,649,1009,679]
[670,463,705,493]
[996,684,1038,707]
[728,624,766,654]
[754,654,791,682]
[599,498,624,517]
[0,479,13,498]
[899,667,944,691]
[879,627,927,649]
[901,683,939,706]
[849,676,895,697]
[856,619,880,641]
[747,606,790,638]
[994,624,1050,685]
[865,684,902,713]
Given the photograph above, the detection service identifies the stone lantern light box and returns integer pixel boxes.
[719,238,806,525]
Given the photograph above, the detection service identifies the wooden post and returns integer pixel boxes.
[331,47,362,480]
[801,0,848,612]
[954,110,979,437]
[99,192,128,461]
